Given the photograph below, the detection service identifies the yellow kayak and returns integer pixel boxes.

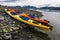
[5,8,52,32]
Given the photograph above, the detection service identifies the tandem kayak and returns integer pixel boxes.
[5,8,52,32]
[5,8,49,24]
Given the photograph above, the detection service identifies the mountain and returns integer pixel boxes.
[1,4,60,11]
[21,6,60,10]
[22,6,38,10]
[40,7,60,10]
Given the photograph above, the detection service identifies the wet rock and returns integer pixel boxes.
[0,16,4,20]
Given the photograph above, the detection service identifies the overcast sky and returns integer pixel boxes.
[0,0,60,7]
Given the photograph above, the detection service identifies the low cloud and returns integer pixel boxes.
[0,0,60,7]
[0,0,18,2]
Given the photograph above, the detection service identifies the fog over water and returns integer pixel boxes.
[40,11,60,40]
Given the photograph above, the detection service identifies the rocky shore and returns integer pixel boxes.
[0,5,51,40]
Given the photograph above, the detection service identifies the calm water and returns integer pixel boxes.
[40,11,60,40]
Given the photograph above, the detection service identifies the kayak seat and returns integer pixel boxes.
[11,12,17,15]
[28,14,35,18]
[20,16,29,21]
